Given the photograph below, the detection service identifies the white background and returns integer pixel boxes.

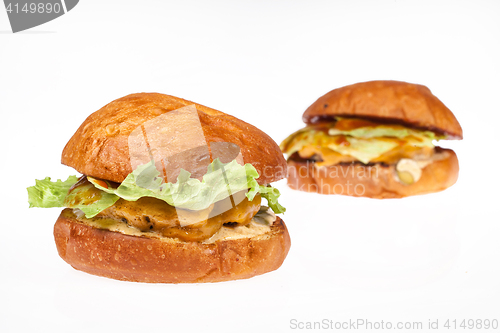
[1,1,499,332]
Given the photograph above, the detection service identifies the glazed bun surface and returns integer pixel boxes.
[54,209,291,283]
[62,93,286,184]
[286,149,459,198]
[303,80,463,139]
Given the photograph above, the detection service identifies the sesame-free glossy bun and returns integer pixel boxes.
[53,209,291,283]
[303,81,463,139]
[62,93,286,184]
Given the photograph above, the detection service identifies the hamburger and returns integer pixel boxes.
[280,80,462,198]
[28,93,290,283]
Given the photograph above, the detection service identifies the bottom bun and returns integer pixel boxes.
[286,148,459,198]
[54,209,291,283]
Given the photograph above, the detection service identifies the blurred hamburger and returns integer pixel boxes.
[280,81,462,198]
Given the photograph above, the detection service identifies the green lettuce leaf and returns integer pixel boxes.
[328,125,438,162]
[280,121,440,164]
[27,176,120,218]
[27,176,79,208]
[28,159,286,218]
[254,185,286,214]
[89,159,285,214]
[328,124,438,145]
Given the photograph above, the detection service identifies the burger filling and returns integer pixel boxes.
[280,117,448,184]
[63,205,277,244]
[28,158,285,242]
[93,191,261,242]
[64,187,265,242]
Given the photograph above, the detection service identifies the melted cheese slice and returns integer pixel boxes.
[282,120,437,166]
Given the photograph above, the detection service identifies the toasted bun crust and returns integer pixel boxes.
[286,149,459,198]
[53,210,291,283]
[62,93,286,185]
[303,81,463,139]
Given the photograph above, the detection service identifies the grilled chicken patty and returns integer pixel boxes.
[98,191,261,242]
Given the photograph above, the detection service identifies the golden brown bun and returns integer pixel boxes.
[286,149,459,198]
[303,81,463,139]
[53,209,291,283]
[62,93,286,185]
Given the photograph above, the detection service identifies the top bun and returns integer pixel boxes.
[302,80,463,139]
[62,93,286,185]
